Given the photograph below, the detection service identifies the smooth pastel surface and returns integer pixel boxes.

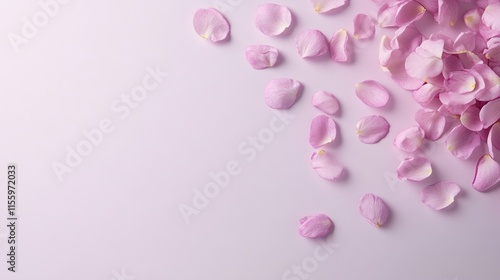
[1,1,500,280]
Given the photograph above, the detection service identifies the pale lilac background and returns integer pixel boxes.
[0,0,499,280]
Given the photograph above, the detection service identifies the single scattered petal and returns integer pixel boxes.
[245,45,279,69]
[397,157,432,181]
[311,0,347,13]
[193,8,230,43]
[264,78,301,109]
[310,115,337,148]
[353,14,376,40]
[355,80,390,108]
[472,154,500,192]
[254,3,292,36]
[436,0,459,26]
[394,0,426,27]
[479,98,500,128]
[358,194,390,227]
[445,125,481,159]
[311,150,344,181]
[296,29,329,58]
[415,108,446,140]
[421,181,460,210]
[311,91,340,115]
[487,122,500,158]
[299,214,334,238]
[393,126,425,153]
[356,115,390,144]
[329,29,354,62]
[460,105,483,131]
[405,39,444,80]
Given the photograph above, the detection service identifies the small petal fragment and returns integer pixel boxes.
[353,14,376,40]
[296,29,329,58]
[421,181,460,210]
[356,115,390,144]
[310,115,337,148]
[311,150,344,181]
[299,214,334,238]
[193,8,230,43]
[329,29,353,62]
[245,45,279,69]
[445,125,481,160]
[393,126,425,153]
[472,154,500,192]
[359,194,390,227]
[264,78,301,109]
[311,0,347,13]
[254,4,292,36]
[415,109,446,140]
[397,157,432,181]
[355,80,390,108]
[311,91,340,115]
[488,123,500,159]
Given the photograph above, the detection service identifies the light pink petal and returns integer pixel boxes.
[482,3,500,30]
[473,64,500,101]
[415,108,446,140]
[358,194,390,227]
[353,14,376,40]
[479,98,500,128]
[299,214,334,238]
[311,91,340,115]
[421,181,460,210]
[461,105,483,131]
[393,126,425,153]
[405,40,444,80]
[264,78,301,109]
[412,83,442,105]
[378,3,399,27]
[416,0,439,13]
[436,0,459,26]
[355,80,390,108]
[485,44,500,63]
[311,150,344,181]
[445,125,481,159]
[452,32,476,53]
[329,29,354,63]
[464,8,483,31]
[442,54,464,78]
[245,45,279,70]
[396,157,433,181]
[487,122,500,158]
[296,29,329,58]
[193,8,230,43]
[309,115,337,148]
[254,4,292,36]
[356,115,390,144]
[386,52,426,90]
[444,70,478,93]
[395,0,426,26]
[379,35,393,67]
[473,154,500,192]
[311,0,347,13]
[391,25,423,55]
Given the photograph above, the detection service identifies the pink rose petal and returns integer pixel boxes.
[299,214,334,238]
[329,29,354,62]
[405,39,444,80]
[245,45,279,70]
[480,98,500,128]
[311,0,347,13]
[436,0,459,27]
[378,3,399,28]
[359,194,390,227]
[264,78,301,109]
[309,115,337,148]
[421,181,460,210]
[393,126,425,153]
[193,8,230,43]
[472,154,500,192]
[482,3,500,31]
[445,125,481,160]
[353,14,375,40]
[296,29,329,58]
[464,8,483,31]
[311,150,344,181]
[311,91,340,115]
[355,80,390,108]
[356,115,390,144]
[394,0,426,27]
[487,122,500,159]
[460,105,483,132]
[396,157,432,181]
[254,3,292,36]
[412,83,442,105]
[415,108,446,140]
